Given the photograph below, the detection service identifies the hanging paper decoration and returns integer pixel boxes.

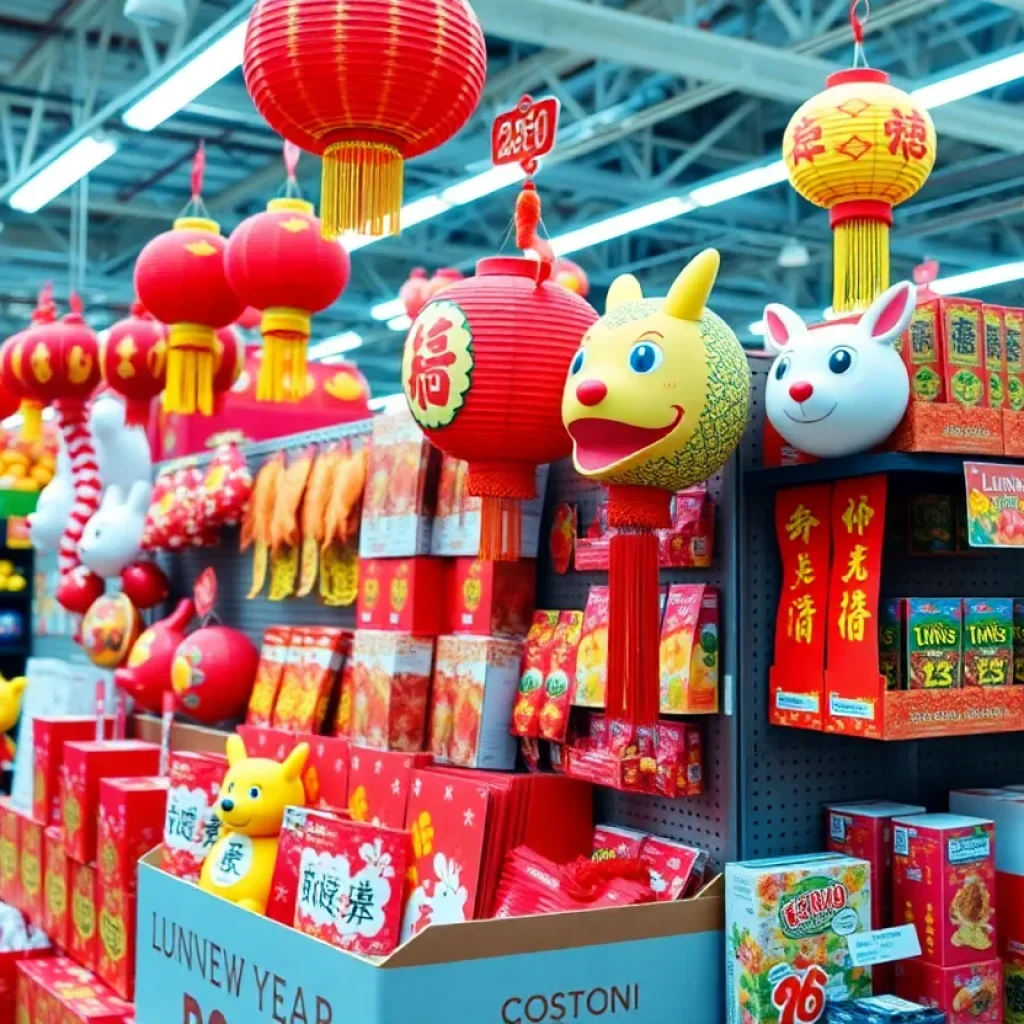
[242,0,487,238]
[400,269,431,320]
[225,148,350,403]
[427,268,464,298]
[554,258,590,298]
[134,146,244,415]
[783,7,935,314]
[560,250,750,728]
[99,300,169,427]
[402,183,598,560]
[0,285,57,441]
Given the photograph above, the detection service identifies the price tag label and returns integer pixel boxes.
[847,924,921,967]
[193,567,218,619]
[770,964,827,1024]
[491,94,560,173]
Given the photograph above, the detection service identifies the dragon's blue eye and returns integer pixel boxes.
[629,341,663,374]
[569,349,585,375]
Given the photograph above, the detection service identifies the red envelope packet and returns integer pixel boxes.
[346,746,431,829]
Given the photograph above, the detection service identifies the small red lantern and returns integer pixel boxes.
[172,624,260,724]
[134,147,244,416]
[243,0,487,238]
[226,185,349,402]
[427,268,464,298]
[400,268,431,320]
[0,286,57,440]
[99,300,169,427]
[401,185,599,560]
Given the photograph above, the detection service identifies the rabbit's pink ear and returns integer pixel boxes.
[762,304,805,353]
[861,281,916,346]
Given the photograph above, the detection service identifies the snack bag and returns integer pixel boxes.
[538,611,584,742]
[573,586,608,708]
[962,598,1012,687]
[906,598,961,689]
[245,626,292,726]
[511,611,560,738]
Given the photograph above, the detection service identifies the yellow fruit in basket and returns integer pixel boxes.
[6,464,26,480]
[3,450,29,468]
[6,576,26,592]
[36,454,55,471]
[30,466,52,486]
[14,479,38,492]
[0,562,12,577]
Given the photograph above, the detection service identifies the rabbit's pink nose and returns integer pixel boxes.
[789,381,813,403]
[576,379,607,407]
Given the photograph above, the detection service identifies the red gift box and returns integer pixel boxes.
[357,557,447,635]
[96,883,135,1001]
[591,824,646,861]
[98,776,168,895]
[33,717,113,826]
[0,948,49,1024]
[640,836,707,901]
[271,627,348,734]
[43,825,70,949]
[27,954,133,1024]
[68,859,98,973]
[61,741,161,864]
[237,726,350,812]
[17,808,45,923]
[162,752,228,882]
[293,816,410,957]
[245,626,292,726]
[447,558,536,639]
[347,746,431,829]
[0,796,20,909]
[895,956,1001,1023]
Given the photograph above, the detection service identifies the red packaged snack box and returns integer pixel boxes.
[383,557,447,635]
[61,741,161,865]
[347,747,431,829]
[96,882,135,1001]
[826,799,926,929]
[18,808,45,923]
[538,611,584,742]
[0,796,20,909]
[982,304,1009,409]
[901,298,947,403]
[448,558,537,639]
[266,806,347,925]
[572,586,609,709]
[357,559,390,630]
[293,816,411,957]
[939,297,987,409]
[98,776,168,895]
[3,949,48,1024]
[893,813,997,967]
[1007,306,1024,411]
[43,824,70,949]
[272,627,348,734]
[245,626,292,726]
[510,611,560,738]
[68,859,98,973]
[162,751,228,882]
[18,959,112,1024]
[33,717,113,826]
[641,836,707,901]
[659,585,720,714]
[237,726,350,812]
[649,722,704,798]
[895,956,1002,1023]
[659,486,715,568]
[591,824,646,861]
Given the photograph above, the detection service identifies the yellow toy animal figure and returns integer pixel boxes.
[0,675,26,763]
[199,734,309,914]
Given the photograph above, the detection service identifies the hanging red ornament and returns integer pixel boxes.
[242,0,487,238]
[99,300,169,428]
[225,150,350,403]
[402,183,598,560]
[427,268,464,298]
[400,269,431,320]
[235,306,263,331]
[0,285,57,441]
[134,147,244,416]
[554,258,590,298]
[211,327,245,415]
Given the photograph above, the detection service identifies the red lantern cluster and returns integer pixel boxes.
[0,286,58,440]
[242,0,487,238]
[20,293,101,412]
[225,197,349,402]
[99,300,169,427]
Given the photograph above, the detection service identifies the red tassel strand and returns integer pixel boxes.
[515,181,554,281]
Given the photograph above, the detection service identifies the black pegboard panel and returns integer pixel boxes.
[538,456,740,867]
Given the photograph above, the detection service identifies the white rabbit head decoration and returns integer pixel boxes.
[78,480,153,579]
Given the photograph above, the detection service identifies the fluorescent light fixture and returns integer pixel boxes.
[914,50,1024,110]
[749,320,766,336]
[368,392,407,413]
[9,136,118,213]
[371,298,406,321]
[688,160,788,207]
[402,194,451,228]
[388,315,412,332]
[122,20,246,131]
[933,261,1024,295]
[441,165,526,206]
[307,332,363,361]
[550,197,695,257]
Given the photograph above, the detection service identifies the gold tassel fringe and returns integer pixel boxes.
[19,400,42,442]
[164,323,216,415]
[257,334,309,403]
[320,141,404,239]
[833,218,890,316]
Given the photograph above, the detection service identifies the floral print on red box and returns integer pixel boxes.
[293,816,410,957]
[161,752,227,881]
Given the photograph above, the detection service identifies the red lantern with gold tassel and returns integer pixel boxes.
[225,144,350,403]
[134,146,244,415]
[99,300,169,427]
[401,182,599,560]
[0,285,57,440]
[242,0,487,238]
[211,326,245,414]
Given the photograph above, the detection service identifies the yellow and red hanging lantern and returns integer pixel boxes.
[99,300,169,427]
[134,146,244,415]
[0,285,58,440]
[783,11,935,314]
[242,0,487,239]
[225,148,350,403]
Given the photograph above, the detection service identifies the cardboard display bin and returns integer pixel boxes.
[135,851,725,1023]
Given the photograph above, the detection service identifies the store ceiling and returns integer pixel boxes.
[0,0,1022,399]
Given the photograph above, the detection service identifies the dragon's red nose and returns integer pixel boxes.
[576,379,608,407]
[789,381,813,403]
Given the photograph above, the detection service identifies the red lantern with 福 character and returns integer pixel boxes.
[99,300,168,428]
[242,0,487,238]
[0,285,57,441]
[225,146,350,403]
[134,146,244,416]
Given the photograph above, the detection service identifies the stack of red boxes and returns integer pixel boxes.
[16,956,132,1024]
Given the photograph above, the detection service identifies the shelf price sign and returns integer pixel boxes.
[491,94,560,174]
[964,461,1024,547]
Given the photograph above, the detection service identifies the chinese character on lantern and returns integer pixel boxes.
[884,108,929,161]
[790,116,826,165]
[402,300,473,429]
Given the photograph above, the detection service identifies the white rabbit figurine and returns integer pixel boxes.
[78,480,153,579]
[763,281,916,459]
[90,393,152,498]
[29,445,73,552]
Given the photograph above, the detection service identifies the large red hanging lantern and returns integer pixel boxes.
[134,147,244,415]
[225,149,350,403]
[99,300,169,427]
[242,0,487,238]
[0,286,56,441]
[401,184,599,560]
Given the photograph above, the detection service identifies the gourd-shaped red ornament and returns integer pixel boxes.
[99,300,169,427]
[133,147,244,415]
[226,193,349,402]
[242,0,487,238]
[401,185,599,559]
[0,285,57,440]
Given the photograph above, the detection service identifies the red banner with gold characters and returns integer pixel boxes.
[771,484,832,730]
[825,475,887,736]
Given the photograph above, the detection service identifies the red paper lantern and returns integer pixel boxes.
[402,253,598,559]
[243,0,487,238]
[172,624,260,724]
[213,326,244,397]
[236,306,263,331]
[427,268,464,298]
[134,216,244,415]
[0,286,59,440]
[99,300,169,427]
[226,197,349,402]
[400,268,431,320]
